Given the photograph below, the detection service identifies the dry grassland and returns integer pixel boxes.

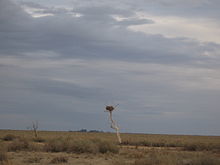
[0,130,220,165]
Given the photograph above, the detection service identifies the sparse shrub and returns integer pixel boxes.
[44,138,119,154]
[134,157,160,165]
[126,150,145,159]
[112,158,129,165]
[138,141,151,147]
[24,157,42,163]
[134,152,160,165]
[184,144,198,151]
[0,151,8,162]
[67,140,99,154]
[122,140,168,148]
[121,137,220,152]
[50,156,68,164]
[33,137,45,143]
[183,143,208,151]
[167,142,180,147]
[121,140,130,145]
[134,152,220,165]
[97,141,119,154]
[44,138,69,152]
[152,142,166,147]
[2,134,16,141]
[188,155,220,165]
[7,139,29,152]
[0,150,12,165]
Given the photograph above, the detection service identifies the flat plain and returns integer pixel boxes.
[0,130,220,165]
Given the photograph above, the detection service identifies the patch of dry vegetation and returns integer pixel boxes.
[7,138,41,152]
[24,156,42,163]
[0,130,219,150]
[121,134,220,152]
[133,151,220,165]
[0,151,8,162]
[44,138,119,154]
[7,138,29,152]
[2,134,16,142]
[0,150,11,165]
[32,137,46,143]
[50,156,68,164]
[0,130,219,165]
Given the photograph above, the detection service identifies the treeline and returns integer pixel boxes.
[69,129,104,133]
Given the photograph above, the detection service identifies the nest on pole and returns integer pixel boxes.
[105,104,121,144]
[105,105,115,112]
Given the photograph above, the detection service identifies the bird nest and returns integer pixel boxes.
[105,106,115,112]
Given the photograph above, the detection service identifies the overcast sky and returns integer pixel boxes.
[0,0,220,135]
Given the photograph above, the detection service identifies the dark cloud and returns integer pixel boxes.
[2,0,220,65]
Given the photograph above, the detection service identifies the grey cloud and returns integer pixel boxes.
[28,78,105,100]
[0,0,30,32]
[2,0,220,67]
[0,0,220,135]
[74,5,133,16]
[20,1,76,16]
[117,18,154,26]
[138,0,220,20]
[14,0,220,20]
[19,1,46,9]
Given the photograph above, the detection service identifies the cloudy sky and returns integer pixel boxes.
[1,0,220,135]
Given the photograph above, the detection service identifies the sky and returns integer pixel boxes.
[0,0,220,135]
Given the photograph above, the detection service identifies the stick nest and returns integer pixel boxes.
[106,106,115,112]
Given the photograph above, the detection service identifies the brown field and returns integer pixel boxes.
[0,130,220,165]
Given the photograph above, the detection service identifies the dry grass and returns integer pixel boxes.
[7,138,42,152]
[134,151,220,165]
[121,134,220,152]
[0,151,8,162]
[7,138,30,152]
[33,137,46,143]
[0,150,12,165]
[44,138,119,154]
[0,130,219,165]
[2,134,16,142]
[24,156,42,163]
[50,156,68,164]
[0,130,219,150]
[112,158,131,165]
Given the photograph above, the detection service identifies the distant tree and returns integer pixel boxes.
[78,129,87,132]
[89,130,99,133]
[32,121,38,138]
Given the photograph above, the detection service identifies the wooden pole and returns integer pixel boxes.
[109,111,122,143]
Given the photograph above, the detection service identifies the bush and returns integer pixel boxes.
[134,152,220,165]
[44,138,119,154]
[112,158,129,165]
[24,157,42,163]
[2,134,16,141]
[134,155,160,165]
[67,140,99,154]
[184,144,198,151]
[98,141,119,154]
[0,151,8,162]
[44,138,69,152]
[183,143,208,151]
[189,156,220,165]
[7,138,39,152]
[0,151,12,165]
[33,137,45,143]
[50,156,68,164]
